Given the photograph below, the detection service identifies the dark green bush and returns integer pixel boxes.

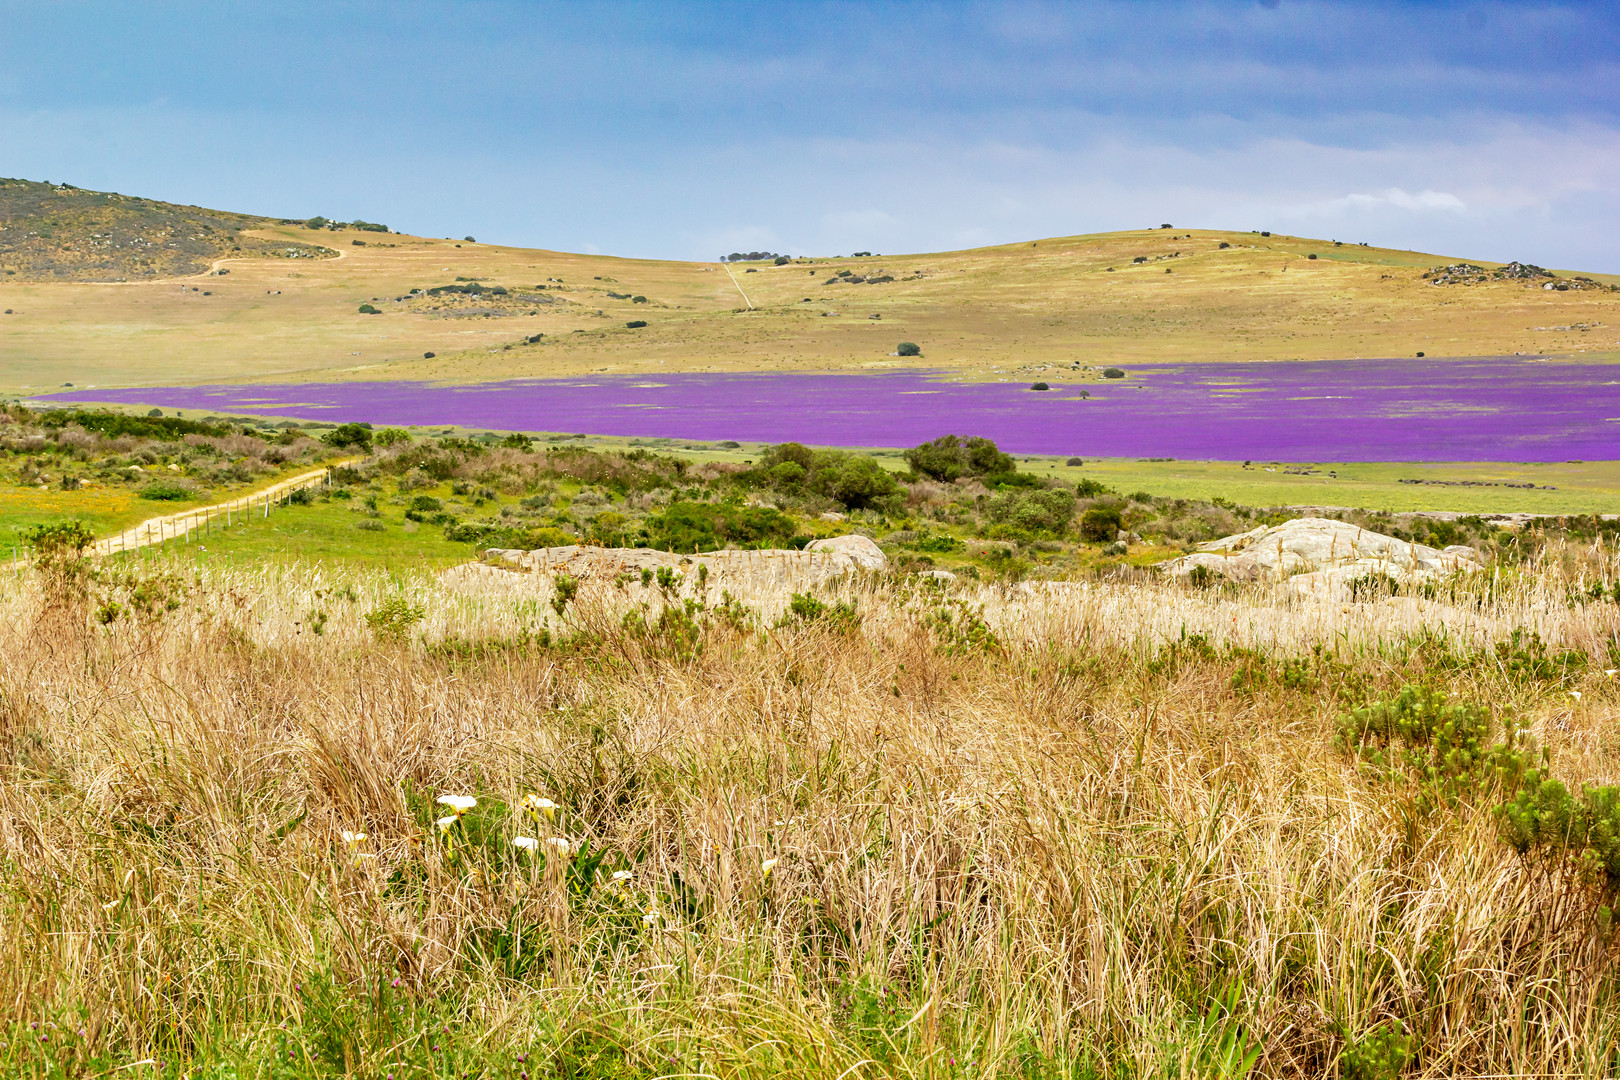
[625,320,648,329]
[896,342,921,357]
[1075,478,1112,497]
[904,435,1015,482]
[645,501,797,552]
[1079,506,1123,542]
[357,304,380,314]
[1030,382,1050,391]
[137,481,192,501]
[323,423,374,451]
[753,444,900,510]
[1102,367,1126,379]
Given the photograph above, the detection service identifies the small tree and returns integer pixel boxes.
[304,216,328,230]
[897,342,921,357]
[1102,367,1125,379]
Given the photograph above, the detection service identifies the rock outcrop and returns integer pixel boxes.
[477,540,886,586]
[1162,517,1482,595]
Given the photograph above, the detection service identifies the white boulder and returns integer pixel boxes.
[806,533,887,571]
[1163,517,1482,594]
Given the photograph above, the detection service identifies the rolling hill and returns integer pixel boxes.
[1,179,1617,395]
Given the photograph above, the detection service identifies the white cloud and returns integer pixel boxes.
[1344,189,1466,213]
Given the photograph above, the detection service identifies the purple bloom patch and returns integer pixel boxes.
[35,357,1620,461]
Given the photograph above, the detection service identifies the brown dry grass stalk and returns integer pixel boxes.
[0,553,1617,1076]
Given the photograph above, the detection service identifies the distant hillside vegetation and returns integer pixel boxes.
[0,178,334,281]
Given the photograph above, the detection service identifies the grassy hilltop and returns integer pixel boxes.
[1,180,1618,394]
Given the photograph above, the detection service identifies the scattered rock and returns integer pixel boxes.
[819,511,846,522]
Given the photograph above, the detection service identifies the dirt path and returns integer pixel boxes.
[91,458,357,556]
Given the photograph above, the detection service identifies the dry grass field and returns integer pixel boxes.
[3,203,1618,396]
[2,540,1619,1078]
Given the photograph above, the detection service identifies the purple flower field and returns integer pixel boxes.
[37,358,1620,461]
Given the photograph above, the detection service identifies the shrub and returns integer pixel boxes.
[820,454,901,509]
[773,256,790,265]
[985,488,1077,537]
[753,444,900,510]
[904,435,1015,482]
[896,342,921,357]
[1030,382,1049,391]
[463,236,476,243]
[1341,1021,1412,1080]
[631,295,647,303]
[138,481,193,501]
[1497,773,1620,886]
[1079,506,1123,542]
[358,304,380,314]
[304,216,328,230]
[1336,685,1530,801]
[1218,241,1231,249]
[323,423,374,451]
[646,501,797,552]
[625,320,648,329]
[1065,456,1084,466]
[365,595,426,642]
[423,352,435,359]
[375,428,411,447]
[1307,253,1318,260]
[1102,367,1125,379]
[775,592,860,633]
[147,408,163,417]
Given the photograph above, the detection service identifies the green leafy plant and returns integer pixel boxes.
[1335,685,1531,801]
[775,592,860,633]
[1340,1020,1412,1080]
[364,595,426,641]
[551,572,579,616]
[1497,773,1620,887]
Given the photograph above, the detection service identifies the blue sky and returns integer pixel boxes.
[2,1,1617,269]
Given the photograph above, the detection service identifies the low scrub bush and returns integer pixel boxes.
[137,481,193,501]
[904,434,1014,482]
[646,501,796,552]
[1079,505,1123,542]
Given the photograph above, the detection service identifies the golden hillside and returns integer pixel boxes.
[1,182,1616,394]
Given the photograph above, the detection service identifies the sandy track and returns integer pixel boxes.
[91,459,356,556]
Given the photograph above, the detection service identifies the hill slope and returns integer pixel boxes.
[0,178,333,280]
[1,181,1617,393]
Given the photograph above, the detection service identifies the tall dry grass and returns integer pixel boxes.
[0,550,1617,1077]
